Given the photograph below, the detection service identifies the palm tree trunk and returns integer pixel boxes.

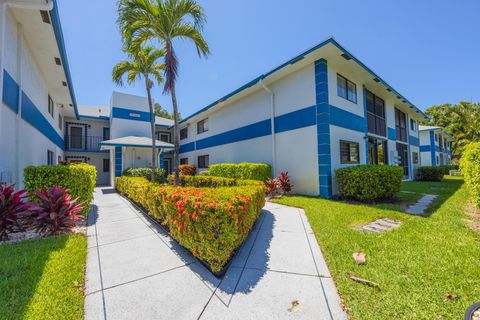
[171,85,180,186]
[146,78,157,182]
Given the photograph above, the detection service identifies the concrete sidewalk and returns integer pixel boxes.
[85,187,347,320]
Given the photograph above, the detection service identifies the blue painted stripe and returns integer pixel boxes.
[362,86,369,163]
[430,130,436,166]
[388,127,396,141]
[196,119,271,150]
[315,59,332,198]
[2,70,19,113]
[179,142,195,153]
[21,91,64,150]
[50,0,79,119]
[79,115,110,121]
[115,146,122,177]
[275,106,316,133]
[420,145,430,152]
[112,107,151,122]
[409,135,419,147]
[330,106,365,133]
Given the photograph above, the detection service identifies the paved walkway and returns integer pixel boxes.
[406,194,437,215]
[85,187,347,320]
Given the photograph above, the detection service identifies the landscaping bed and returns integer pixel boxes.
[273,177,480,319]
[115,176,265,274]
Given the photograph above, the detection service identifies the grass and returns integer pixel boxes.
[274,176,480,319]
[0,234,87,320]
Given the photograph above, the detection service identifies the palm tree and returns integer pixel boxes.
[112,46,165,182]
[117,0,209,185]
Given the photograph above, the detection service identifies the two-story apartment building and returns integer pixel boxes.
[419,125,453,166]
[177,37,428,196]
[0,0,79,188]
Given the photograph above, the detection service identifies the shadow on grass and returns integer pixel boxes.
[0,235,68,320]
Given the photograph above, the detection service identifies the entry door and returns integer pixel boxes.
[163,159,172,175]
[396,143,409,178]
[69,126,84,149]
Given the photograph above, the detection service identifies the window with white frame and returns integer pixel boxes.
[48,95,54,118]
[340,140,359,164]
[410,119,416,131]
[197,118,208,134]
[412,151,419,164]
[337,74,357,103]
[180,127,188,140]
[198,155,209,168]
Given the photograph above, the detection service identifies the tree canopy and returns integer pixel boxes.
[154,102,180,120]
[422,101,480,157]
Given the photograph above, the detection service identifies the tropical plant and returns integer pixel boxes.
[0,184,33,240]
[33,185,84,236]
[179,164,196,176]
[117,0,210,186]
[266,178,280,198]
[112,45,165,182]
[278,172,292,194]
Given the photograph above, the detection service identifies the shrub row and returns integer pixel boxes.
[415,166,444,182]
[336,165,403,201]
[206,162,272,181]
[167,174,264,188]
[179,164,196,176]
[115,176,265,273]
[122,167,165,183]
[24,163,96,215]
[437,164,459,175]
[460,142,480,208]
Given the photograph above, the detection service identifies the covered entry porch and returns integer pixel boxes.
[100,136,174,185]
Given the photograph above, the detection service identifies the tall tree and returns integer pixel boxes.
[154,102,180,120]
[424,101,480,156]
[112,46,165,181]
[117,0,209,185]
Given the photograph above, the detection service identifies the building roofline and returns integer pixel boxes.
[50,0,79,119]
[179,36,427,125]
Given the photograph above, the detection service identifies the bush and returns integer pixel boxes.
[167,174,264,189]
[460,142,480,208]
[24,163,96,215]
[115,176,265,273]
[0,184,34,240]
[415,166,444,182]
[122,167,165,183]
[336,165,403,201]
[179,164,196,176]
[437,164,459,175]
[32,185,84,235]
[208,162,272,181]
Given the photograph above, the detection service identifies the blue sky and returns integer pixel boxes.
[58,0,480,117]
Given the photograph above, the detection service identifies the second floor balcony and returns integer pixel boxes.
[65,135,105,152]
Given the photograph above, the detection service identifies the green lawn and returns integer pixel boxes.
[0,234,87,320]
[274,176,480,319]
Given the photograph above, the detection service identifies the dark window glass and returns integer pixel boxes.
[180,128,188,140]
[198,155,209,168]
[412,152,419,164]
[48,95,54,117]
[197,118,209,134]
[103,159,110,172]
[160,133,169,142]
[366,90,386,136]
[410,119,416,131]
[103,128,110,140]
[58,114,62,130]
[368,137,388,165]
[337,74,357,103]
[180,158,188,165]
[47,150,54,165]
[340,141,359,164]
[396,143,409,177]
[395,108,407,142]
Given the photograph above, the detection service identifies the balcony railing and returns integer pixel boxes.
[64,135,104,151]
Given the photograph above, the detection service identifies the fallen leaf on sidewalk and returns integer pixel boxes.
[288,299,300,312]
[352,252,366,265]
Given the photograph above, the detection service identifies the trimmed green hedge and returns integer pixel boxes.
[167,174,265,189]
[207,162,271,181]
[115,176,265,272]
[460,142,480,208]
[415,166,444,182]
[24,163,96,215]
[122,167,165,183]
[438,164,459,175]
[336,165,403,201]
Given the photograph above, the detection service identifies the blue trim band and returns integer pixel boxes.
[50,0,79,119]
[363,86,369,163]
[409,135,419,147]
[179,142,195,153]
[112,107,151,122]
[2,70,19,113]
[275,106,316,133]
[115,146,122,177]
[330,106,365,133]
[315,59,332,198]
[21,91,64,150]
[79,115,110,121]
[65,150,109,153]
[420,145,430,152]
[388,127,396,141]
[430,130,436,166]
[100,142,172,149]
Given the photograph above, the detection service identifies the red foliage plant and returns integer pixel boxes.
[266,178,280,197]
[179,164,197,176]
[0,184,33,240]
[278,172,293,194]
[32,185,84,235]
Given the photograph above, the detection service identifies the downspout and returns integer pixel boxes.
[259,79,276,176]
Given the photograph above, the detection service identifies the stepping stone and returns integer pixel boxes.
[358,218,402,233]
[406,194,437,215]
